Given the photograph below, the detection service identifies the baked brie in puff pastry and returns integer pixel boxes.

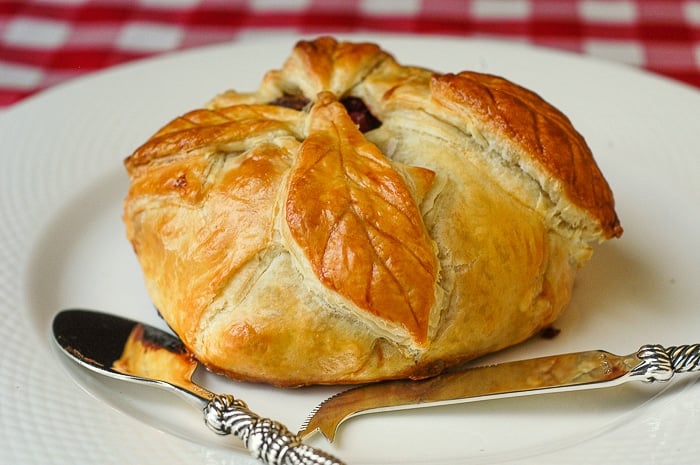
[123,37,622,387]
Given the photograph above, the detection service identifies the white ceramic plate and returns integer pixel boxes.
[2,34,700,465]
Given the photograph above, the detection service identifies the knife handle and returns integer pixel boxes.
[633,344,700,382]
[203,394,345,465]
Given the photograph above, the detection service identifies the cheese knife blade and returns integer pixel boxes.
[299,344,700,442]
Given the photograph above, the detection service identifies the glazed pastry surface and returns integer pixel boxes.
[124,37,621,386]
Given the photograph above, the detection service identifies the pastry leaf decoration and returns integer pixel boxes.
[286,92,437,344]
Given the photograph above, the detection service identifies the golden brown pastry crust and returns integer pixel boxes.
[123,37,622,387]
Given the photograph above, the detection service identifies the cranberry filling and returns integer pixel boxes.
[270,94,382,133]
[270,95,310,111]
[340,96,382,133]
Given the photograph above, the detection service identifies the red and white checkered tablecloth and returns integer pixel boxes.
[1,0,699,108]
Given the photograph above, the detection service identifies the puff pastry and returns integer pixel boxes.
[123,37,622,387]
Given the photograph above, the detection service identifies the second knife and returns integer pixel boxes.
[299,343,700,442]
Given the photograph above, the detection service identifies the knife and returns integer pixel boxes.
[52,308,344,465]
[299,343,700,442]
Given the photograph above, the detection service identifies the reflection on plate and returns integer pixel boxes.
[2,34,700,465]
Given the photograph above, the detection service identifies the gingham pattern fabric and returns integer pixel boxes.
[1,0,699,107]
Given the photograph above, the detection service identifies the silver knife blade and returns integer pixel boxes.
[299,344,700,442]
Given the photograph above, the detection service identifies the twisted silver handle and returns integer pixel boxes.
[203,394,345,465]
[631,344,700,382]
